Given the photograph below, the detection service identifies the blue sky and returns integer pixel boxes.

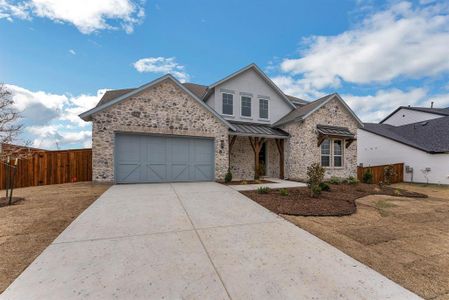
[1,0,449,149]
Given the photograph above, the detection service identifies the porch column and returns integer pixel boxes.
[248,137,265,180]
[228,135,237,170]
[275,139,285,179]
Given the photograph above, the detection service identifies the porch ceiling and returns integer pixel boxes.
[228,121,289,139]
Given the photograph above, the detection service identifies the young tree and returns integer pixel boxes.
[0,84,26,205]
[0,84,22,146]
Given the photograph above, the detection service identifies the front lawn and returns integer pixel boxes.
[0,182,110,293]
[283,184,449,299]
[241,183,426,216]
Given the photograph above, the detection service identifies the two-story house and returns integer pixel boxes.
[80,64,363,183]
[358,105,449,184]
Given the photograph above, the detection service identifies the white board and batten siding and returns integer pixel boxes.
[357,129,449,185]
[205,68,292,125]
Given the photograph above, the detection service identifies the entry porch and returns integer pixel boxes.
[227,122,288,181]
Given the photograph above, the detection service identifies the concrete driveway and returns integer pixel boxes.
[1,182,419,299]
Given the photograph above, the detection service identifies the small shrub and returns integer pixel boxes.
[329,176,342,185]
[279,188,289,196]
[224,170,232,183]
[241,180,248,185]
[311,185,322,197]
[383,165,396,185]
[257,186,270,194]
[319,182,330,191]
[307,163,325,198]
[393,189,402,196]
[362,169,373,184]
[346,176,358,185]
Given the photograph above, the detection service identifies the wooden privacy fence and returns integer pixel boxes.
[357,163,404,184]
[0,149,92,189]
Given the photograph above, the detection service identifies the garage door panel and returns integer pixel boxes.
[116,164,141,182]
[145,164,167,182]
[193,164,214,181]
[171,164,190,181]
[115,134,214,183]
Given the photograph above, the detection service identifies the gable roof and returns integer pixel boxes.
[79,74,236,131]
[203,64,297,109]
[286,95,308,107]
[380,106,449,124]
[273,93,363,127]
[362,116,449,153]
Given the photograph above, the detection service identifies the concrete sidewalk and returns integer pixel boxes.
[1,182,420,299]
[228,177,307,191]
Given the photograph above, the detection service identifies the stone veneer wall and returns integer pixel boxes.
[230,137,282,180]
[91,79,229,183]
[282,97,359,181]
[229,136,254,180]
[266,139,280,178]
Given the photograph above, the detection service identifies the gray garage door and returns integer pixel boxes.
[115,134,215,183]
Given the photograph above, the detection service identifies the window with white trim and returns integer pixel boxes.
[259,98,269,119]
[222,93,233,115]
[321,139,331,167]
[320,138,344,167]
[241,96,251,117]
[333,140,343,167]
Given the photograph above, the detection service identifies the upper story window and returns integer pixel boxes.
[320,138,344,168]
[259,99,269,119]
[222,93,233,115]
[241,96,252,117]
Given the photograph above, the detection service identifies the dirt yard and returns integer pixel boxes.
[241,183,426,216]
[0,182,110,293]
[284,183,449,299]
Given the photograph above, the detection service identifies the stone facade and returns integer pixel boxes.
[281,97,359,181]
[229,137,282,180]
[91,79,229,183]
[229,136,254,180]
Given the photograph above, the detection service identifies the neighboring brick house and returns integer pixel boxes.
[80,64,363,183]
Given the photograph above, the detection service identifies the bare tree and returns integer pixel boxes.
[0,84,22,147]
[0,84,29,205]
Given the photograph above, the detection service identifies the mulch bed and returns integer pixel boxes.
[241,183,427,216]
[225,179,274,185]
[0,196,25,208]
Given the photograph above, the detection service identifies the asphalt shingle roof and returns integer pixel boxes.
[273,94,336,126]
[95,83,305,109]
[362,116,449,153]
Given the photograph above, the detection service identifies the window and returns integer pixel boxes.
[321,139,331,167]
[222,93,233,115]
[241,96,252,117]
[259,99,269,119]
[333,140,343,167]
[320,138,344,167]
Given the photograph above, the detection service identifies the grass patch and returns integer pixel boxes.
[375,200,398,217]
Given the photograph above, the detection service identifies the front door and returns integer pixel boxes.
[259,143,267,176]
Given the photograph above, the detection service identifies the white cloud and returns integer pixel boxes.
[133,57,190,82]
[0,0,145,34]
[279,1,449,91]
[343,88,429,122]
[5,84,103,149]
[69,49,76,55]
[27,125,92,148]
[0,0,30,20]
